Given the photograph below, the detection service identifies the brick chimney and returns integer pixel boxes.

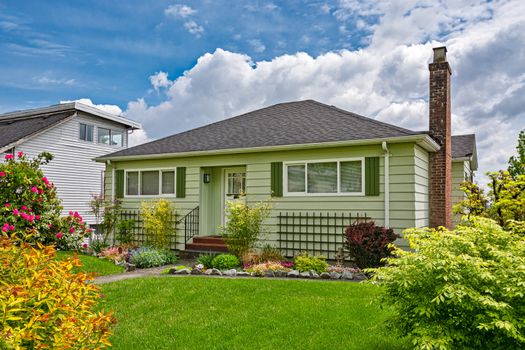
[429,46,452,228]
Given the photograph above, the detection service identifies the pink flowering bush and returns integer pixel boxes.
[0,152,90,249]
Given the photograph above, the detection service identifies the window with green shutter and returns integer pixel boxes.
[176,167,186,198]
[365,157,380,196]
[271,162,283,197]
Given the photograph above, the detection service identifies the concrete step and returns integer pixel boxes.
[192,236,226,244]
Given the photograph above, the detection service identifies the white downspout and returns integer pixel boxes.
[382,141,390,227]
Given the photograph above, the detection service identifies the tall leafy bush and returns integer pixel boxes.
[344,221,398,268]
[0,237,114,348]
[222,199,270,259]
[371,217,525,350]
[141,199,175,249]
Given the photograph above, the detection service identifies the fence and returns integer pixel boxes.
[117,209,179,249]
[277,211,369,260]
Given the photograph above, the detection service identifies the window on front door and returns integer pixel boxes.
[226,172,246,196]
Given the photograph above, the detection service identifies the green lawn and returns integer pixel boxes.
[55,251,124,276]
[99,277,408,350]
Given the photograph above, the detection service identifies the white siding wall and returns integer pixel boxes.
[15,112,129,224]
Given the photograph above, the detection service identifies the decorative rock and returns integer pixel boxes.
[320,272,331,279]
[210,268,222,276]
[125,263,136,272]
[265,270,275,278]
[223,269,237,277]
[309,271,319,279]
[191,269,203,275]
[237,271,251,277]
[287,270,300,278]
[204,269,213,275]
[174,268,191,275]
[341,271,354,280]
[330,272,342,279]
[300,272,310,278]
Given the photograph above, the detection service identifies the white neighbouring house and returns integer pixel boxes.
[0,102,141,226]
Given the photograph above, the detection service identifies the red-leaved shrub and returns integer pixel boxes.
[344,221,399,268]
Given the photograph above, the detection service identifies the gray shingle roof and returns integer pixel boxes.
[451,134,476,159]
[103,100,420,158]
[0,111,75,149]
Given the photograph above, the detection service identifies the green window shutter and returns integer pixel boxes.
[176,167,186,198]
[271,162,283,197]
[365,157,380,196]
[115,169,124,199]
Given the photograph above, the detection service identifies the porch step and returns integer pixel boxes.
[185,235,228,252]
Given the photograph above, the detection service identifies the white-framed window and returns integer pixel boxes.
[124,169,176,197]
[79,123,94,142]
[284,158,365,196]
[98,127,123,146]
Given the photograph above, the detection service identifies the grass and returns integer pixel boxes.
[55,250,124,276]
[99,277,408,350]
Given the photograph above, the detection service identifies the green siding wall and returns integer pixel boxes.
[107,142,428,250]
[452,160,470,226]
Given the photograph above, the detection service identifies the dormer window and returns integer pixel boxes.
[98,127,123,146]
[79,123,94,142]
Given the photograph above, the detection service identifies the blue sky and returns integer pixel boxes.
[1,1,524,183]
[0,0,375,111]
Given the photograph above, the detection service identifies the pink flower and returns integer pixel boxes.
[27,215,34,222]
[56,232,63,239]
[1,225,7,233]
[35,215,40,220]
[20,213,28,220]
[4,203,10,208]
[12,209,19,216]
[69,227,75,233]
[21,205,27,211]
[48,223,52,228]
[38,189,43,194]
[69,211,73,216]
[0,171,5,177]
[17,151,23,158]
[31,186,37,193]
[82,243,88,249]
[42,176,49,185]
[4,154,13,160]
[9,225,14,231]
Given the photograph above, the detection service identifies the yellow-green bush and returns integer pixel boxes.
[141,199,175,249]
[0,236,114,349]
[371,217,525,350]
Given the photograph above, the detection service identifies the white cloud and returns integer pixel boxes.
[37,76,76,86]
[149,71,172,91]
[164,4,196,18]
[126,0,525,189]
[184,20,204,37]
[248,39,266,53]
[164,3,204,37]
[60,98,123,115]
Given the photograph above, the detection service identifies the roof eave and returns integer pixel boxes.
[95,133,441,162]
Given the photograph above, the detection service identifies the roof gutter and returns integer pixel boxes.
[95,134,440,162]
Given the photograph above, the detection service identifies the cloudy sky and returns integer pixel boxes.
[1,0,524,186]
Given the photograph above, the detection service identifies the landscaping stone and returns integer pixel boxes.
[330,272,342,279]
[265,270,275,278]
[275,270,287,277]
[300,272,310,278]
[223,269,237,277]
[191,269,203,275]
[210,268,222,276]
[174,268,191,275]
[320,272,331,279]
[287,270,300,278]
[341,271,354,280]
[237,271,250,277]
[125,263,136,272]
[309,271,319,279]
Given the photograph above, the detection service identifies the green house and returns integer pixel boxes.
[97,47,477,256]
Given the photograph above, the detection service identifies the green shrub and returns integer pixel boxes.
[294,252,329,273]
[130,246,177,268]
[141,199,175,249]
[259,244,284,262]
[222,199,271,259]
[116,219,135,244]
[344,221,399,269]
[197,253,216,269]
[211,254,240,270]
[371,217,525,350]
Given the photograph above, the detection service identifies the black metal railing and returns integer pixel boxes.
[180,206,199,243]
[117,209,179,249]
[277,211,369,260]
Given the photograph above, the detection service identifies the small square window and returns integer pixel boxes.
[287,164,305,192]
[161,171,175,194]
[79,123,94,142]
[98,128,110,144]
[141,171,159,196]
[126,172,139,196]
[111,131,123,146]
